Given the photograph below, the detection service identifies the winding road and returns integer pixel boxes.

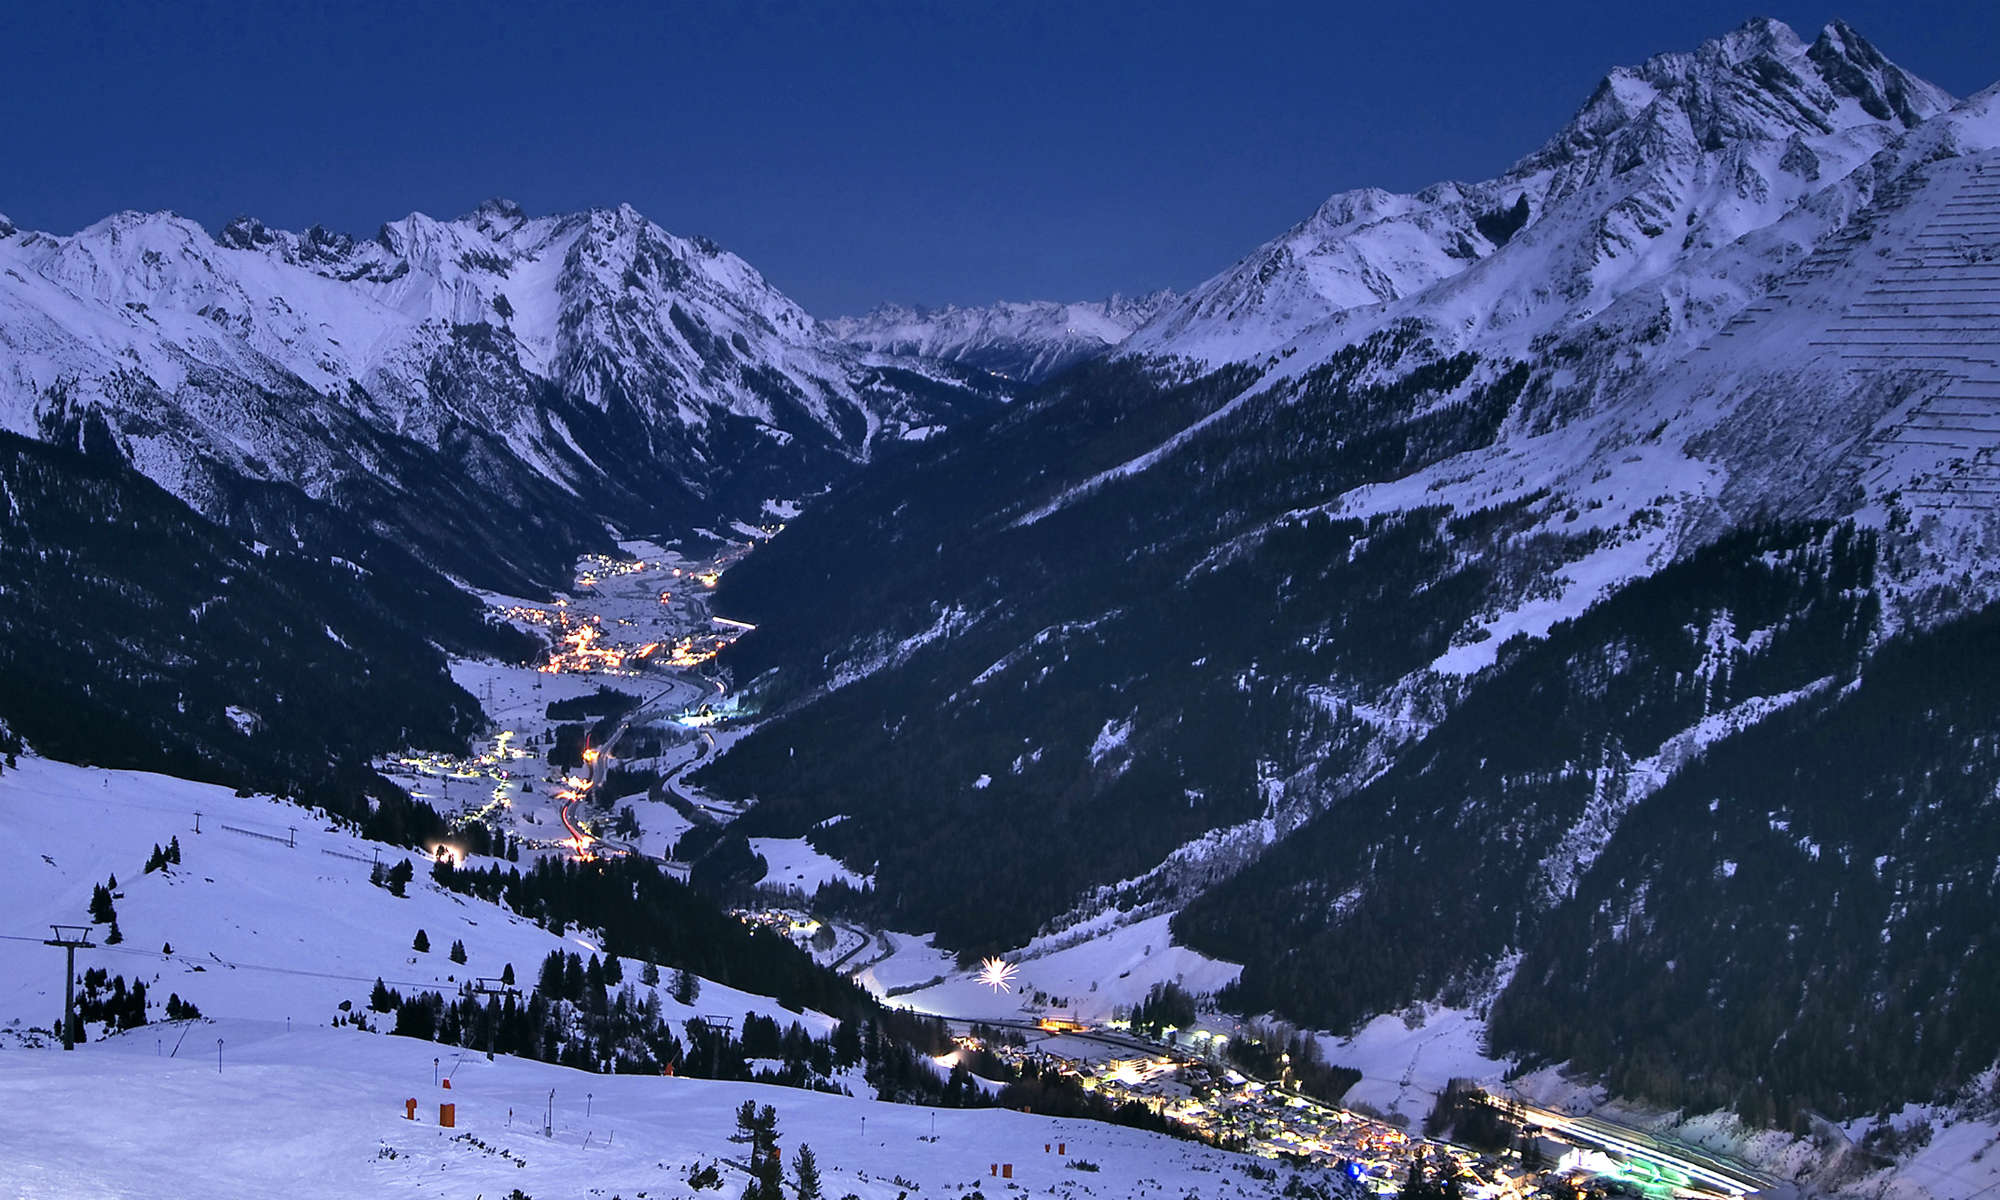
[563,670,724,858]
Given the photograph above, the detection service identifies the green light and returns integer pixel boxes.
[1610,1157,1684,1199]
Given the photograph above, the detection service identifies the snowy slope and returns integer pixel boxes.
[0,754,1339,1200]
[829,292,1177,383]
[0,1021,1324,1200]
[879,913,1242,1024]
[1306,79,2000,650]
[0,756,824,1036]
[751,835,873,894]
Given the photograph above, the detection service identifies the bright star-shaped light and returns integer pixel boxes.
[977,957,1019,993]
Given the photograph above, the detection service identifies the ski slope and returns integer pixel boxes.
[0,756,827,1038]
[0,1019,1328,1200]
[0,754,1349,1198]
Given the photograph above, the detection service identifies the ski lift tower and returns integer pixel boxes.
[695,1014,735,1077]
[44,925,94,1050]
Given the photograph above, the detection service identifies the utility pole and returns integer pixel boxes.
[45,925,94,1050]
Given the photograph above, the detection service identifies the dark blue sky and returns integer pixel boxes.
[3,1,1994,316]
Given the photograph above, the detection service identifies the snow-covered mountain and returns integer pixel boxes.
[0,199,1006,591]
[827,292,1176,383]
[1098,17,2000,620]
[1057,15,2000,633]
[1126,18,1952,366]
[698,20,2000,1136]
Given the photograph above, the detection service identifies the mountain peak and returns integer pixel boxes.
[1122,16,1964,370]
[215,214,278,250]
[464,196,529,235]
[1708,15,1806,64]
[1807,19,1953,128]
[1512,17,1950,180]
[828,292,1178,383]
[470,196,524,219]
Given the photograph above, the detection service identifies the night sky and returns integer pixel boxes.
[3,0,1995,316]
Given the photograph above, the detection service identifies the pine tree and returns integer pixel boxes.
[673,966,700,1005]
[166,836,181,864]
[831,1018,862,1069]
[88,883,115,924]
[161,942,173,955]
[602,953,623,985]
[386,859,413,897]
[105,921,122,945]
[370,978,394,1012]
[449,939,467,964]
[413,929,430,953]
[742,1104,783,1200]
[640,960,660,987]
[501,962,516,986]
[793,1142,823,1200]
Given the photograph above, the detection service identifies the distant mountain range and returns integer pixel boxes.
[827,293,1177,384]
[0,198,1009,593]
[0,196,1012,819]
[699,18,2000,1129]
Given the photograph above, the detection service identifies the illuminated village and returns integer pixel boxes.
[378,543,753,866]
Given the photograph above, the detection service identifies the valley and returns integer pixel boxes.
[185,526,1784,1200]
[3,10,1999,1199]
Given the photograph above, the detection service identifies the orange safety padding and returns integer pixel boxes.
[440,1103,456,1128]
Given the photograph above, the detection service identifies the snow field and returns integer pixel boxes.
[0,1019,1321,1200]
[0,758,1342,1198]
[750,836,872,894]
[890,914,1241,1026]
[0,756,828,1040]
